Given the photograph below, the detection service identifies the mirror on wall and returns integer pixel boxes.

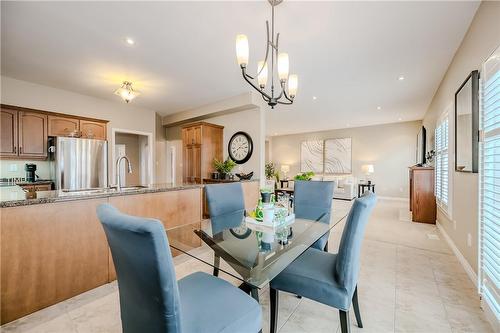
[455,70,479,173]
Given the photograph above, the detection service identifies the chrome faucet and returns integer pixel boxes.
[116,155,132,191]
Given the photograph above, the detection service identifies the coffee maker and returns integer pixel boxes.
[25,163,37,182]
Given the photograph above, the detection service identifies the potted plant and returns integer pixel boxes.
[294,171,315,181]
[213,157,237,180]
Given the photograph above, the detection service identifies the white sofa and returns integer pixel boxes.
[312,175,358,200]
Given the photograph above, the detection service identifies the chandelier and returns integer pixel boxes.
[114,81,140,103]
[235,0,298,109]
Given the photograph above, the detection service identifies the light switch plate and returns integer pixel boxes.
[9,164,18,172]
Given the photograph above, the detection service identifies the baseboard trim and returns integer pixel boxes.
[436,221,478,288]
[378,196,408,202]
[482,297,500,333]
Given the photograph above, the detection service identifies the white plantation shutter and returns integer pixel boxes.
[479,46,500,321]
[435,115,449,211]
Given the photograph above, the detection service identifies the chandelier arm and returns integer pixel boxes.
[261,94,271,103]
[277,100,293,105]
[256,21,271,77]
[280,80,294,102]
[242,67,273,100]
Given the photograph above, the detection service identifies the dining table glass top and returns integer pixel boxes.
[168,208,349,289]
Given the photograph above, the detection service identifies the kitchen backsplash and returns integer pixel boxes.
[0,160,52,180]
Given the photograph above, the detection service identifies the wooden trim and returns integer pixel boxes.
[0,104,109,124]
[181,121,224,129]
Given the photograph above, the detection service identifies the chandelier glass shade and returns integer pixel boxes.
[235,0,297,108]
[114,81,140,103]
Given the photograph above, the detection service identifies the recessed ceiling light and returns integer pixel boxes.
[346,123,350,127]
[125,37,135,45]
[274,132,278,136]
[312,96,317,100]
[398,75,405,81]
[398,117,402,121]
[377,106,382,110]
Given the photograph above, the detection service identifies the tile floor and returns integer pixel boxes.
[1,199,493,333]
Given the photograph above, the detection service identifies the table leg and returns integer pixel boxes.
[239,282,260,302]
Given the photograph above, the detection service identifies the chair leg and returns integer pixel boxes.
[324,241,329,252]
[213,255,220,277]
[270,288,279,333]
[352,285,363,328]
[339,310,351,333]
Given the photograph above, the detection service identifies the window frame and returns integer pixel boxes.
[435,108,452,219]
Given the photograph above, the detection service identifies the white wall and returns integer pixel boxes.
[271,121,422,198]
[1,76,158,182]
[207,108,262,176]
[421,1,500,274]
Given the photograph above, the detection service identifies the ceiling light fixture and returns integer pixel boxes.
[125,37,135,45]
[235,0,297,109]
[114,81,140,103]
[398,75,405,81]
[313,96,317,100]
[377,106,382,110]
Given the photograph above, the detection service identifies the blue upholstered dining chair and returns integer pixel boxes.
[293,180,335,251]
[205,183,246,276]
[269,191,377,333]
[97,204,262,333]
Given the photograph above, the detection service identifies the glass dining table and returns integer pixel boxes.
[167,208,349,301]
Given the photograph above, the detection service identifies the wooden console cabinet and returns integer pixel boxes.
[409,166,436,224]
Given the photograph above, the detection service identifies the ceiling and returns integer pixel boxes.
[1,1,479,135]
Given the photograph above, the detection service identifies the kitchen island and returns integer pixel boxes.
[0,180,259,324]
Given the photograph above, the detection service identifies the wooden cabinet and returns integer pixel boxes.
[1,108,18,157]
[409,166,436,224]
[19,183,53,192]
[1,199,110,324]
[48,116,106,139]
[48,115,79,137]
[182,122,223,184]
[1,107,48,159]
[18,111,48,158]
[1,104,108,161]
[80,120,106,140]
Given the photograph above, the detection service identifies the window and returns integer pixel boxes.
[435,114,449,212]
[479,46,500,322]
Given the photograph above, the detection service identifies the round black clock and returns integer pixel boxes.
[228,131,253,164]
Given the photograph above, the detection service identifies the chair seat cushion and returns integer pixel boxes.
[270,248,351,311]
[179,272,262,333]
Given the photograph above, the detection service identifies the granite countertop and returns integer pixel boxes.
[0,179,259,208]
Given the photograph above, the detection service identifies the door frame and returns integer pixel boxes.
[110,128,154,186]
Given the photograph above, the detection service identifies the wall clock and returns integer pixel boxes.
[228,131,253,164]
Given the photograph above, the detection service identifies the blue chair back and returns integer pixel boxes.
[96,204,182,333]
[334,191,377,295]
[294,180,335,223]
[205,183,246,234]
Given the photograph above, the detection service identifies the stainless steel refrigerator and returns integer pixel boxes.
[50,137,108,190]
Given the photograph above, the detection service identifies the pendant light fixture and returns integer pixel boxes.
[235,0,297,109]
[114,81,140,103]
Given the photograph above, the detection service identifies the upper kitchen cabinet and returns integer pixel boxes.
[80,120,106,140]
[1,104,109,160]
[18,111,48,159]
[0,107,18,157]
[48,115,80,137]
[1,106,48,159]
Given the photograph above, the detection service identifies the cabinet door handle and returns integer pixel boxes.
[14,147,17,154]
[19,147,22,154]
